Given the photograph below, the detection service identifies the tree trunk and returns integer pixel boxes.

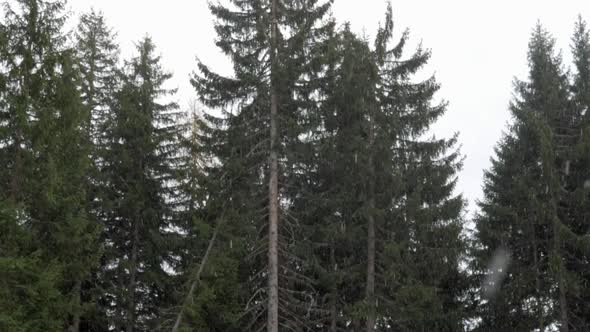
[126,218,139,332]
[267,0,280,331]
[366,199,376,332]
[171,214,222,332]
[366,111,376,332]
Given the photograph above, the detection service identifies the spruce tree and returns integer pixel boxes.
[192,0,333,330]
[373,14,467,330]
[566,16,590,330]
[298,5,467,330]
[73,10,121,330]
[0,1,99,331]
[293,25,370,331]
[0,3,58,323]
[30,49,99,332]
[298,25,383,330]
[369,7,466,329]
[472,24,582,331]
[100,37,184,331]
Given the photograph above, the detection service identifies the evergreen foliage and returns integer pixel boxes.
[299,7,467,330]
[191,0,334,330]
[2,1,590,331]
[472,22,590,331]
[0,1,98,331]
[99,37,184,331]
[73,9,121,329]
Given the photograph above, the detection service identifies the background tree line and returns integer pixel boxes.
[0,0,589,331]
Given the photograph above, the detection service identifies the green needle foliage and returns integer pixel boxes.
[191,0,334,330]
[299,6,466,330]
[472,22,590,331]
[0,1,98,331]
[99,37,185,332]
[0,1,588,331]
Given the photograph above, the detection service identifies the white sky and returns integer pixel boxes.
[68,0,590,214]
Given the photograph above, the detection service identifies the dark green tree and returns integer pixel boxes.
[30,49,99,332]
[75,8,120,153]
[191,0,334,330]
[565,16,590,330]
[0,1,99,331]
[472,24,583,331]
[294,25,381,331]
[100,37,184,332]
[370,7,466,329]
[298,5,467,330]
[0,0,67,204]
[73,10,121,330]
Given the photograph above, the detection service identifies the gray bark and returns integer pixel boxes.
[267,0,280,330]
[366,108,376,332]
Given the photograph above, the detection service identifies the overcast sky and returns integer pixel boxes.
[68,0,590,215]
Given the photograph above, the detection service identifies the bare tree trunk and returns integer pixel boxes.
[267,0,280,331]
[171,215,222,332]
[366,112,376,332]
[366,199,376,332]
[126,218,139,332]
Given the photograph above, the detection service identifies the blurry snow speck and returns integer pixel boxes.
[482,247,511,299]
[584,179,590,189]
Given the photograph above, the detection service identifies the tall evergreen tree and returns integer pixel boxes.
[100,37,184,331]
[565,16,590,330]
[297,5,467,330]
[73,10,121,330]
[368,7,466,329]
[295,25,370,331]
[373,14,467,330]
[31,49,99,332]
[472,24,584,331]
[192,0,333,330]
[0,1,99,331]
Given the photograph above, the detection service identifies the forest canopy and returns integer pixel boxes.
[0,1,589,331]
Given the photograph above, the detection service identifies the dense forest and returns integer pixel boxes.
[0,0,589,331]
